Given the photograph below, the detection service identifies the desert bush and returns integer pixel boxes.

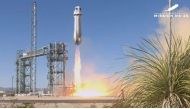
[114,34,190,108]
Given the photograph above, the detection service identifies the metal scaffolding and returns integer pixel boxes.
[16,1,69,96]
[47,43,67,95]
[16,43,68,95]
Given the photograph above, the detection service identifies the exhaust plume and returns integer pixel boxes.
[74,46,81,89]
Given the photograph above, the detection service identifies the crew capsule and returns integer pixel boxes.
[73,6,82,45]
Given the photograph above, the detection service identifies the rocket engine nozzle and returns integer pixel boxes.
[74,36,81,45]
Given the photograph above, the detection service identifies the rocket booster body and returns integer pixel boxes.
[73,6,82,45]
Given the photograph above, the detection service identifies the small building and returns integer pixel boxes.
[0,91,5,97]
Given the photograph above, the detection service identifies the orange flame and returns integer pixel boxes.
[74,81,108,97]
[73,47,108,97]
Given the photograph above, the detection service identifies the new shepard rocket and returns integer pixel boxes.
[73,6,82,45]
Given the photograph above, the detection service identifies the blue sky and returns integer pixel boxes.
[0,0,189,88]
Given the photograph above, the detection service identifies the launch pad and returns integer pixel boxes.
[16,2,72,96]
[15,1,108,98]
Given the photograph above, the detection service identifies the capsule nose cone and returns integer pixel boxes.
[74,6,82,15]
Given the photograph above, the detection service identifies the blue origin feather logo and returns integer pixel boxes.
[154,1,188,18]
[165,4,179,12]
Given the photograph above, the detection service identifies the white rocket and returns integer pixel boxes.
[73,6,82,45]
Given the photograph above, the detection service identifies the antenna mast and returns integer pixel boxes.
[168,0,172,107]
[31,1,37,94]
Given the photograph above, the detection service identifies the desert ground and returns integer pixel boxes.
[0,96,117,108]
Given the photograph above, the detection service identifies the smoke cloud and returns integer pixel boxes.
[157,8,190,49]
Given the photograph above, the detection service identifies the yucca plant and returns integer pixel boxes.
[114,34,190,108]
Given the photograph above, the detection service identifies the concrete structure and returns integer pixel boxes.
[0,91,5,97]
